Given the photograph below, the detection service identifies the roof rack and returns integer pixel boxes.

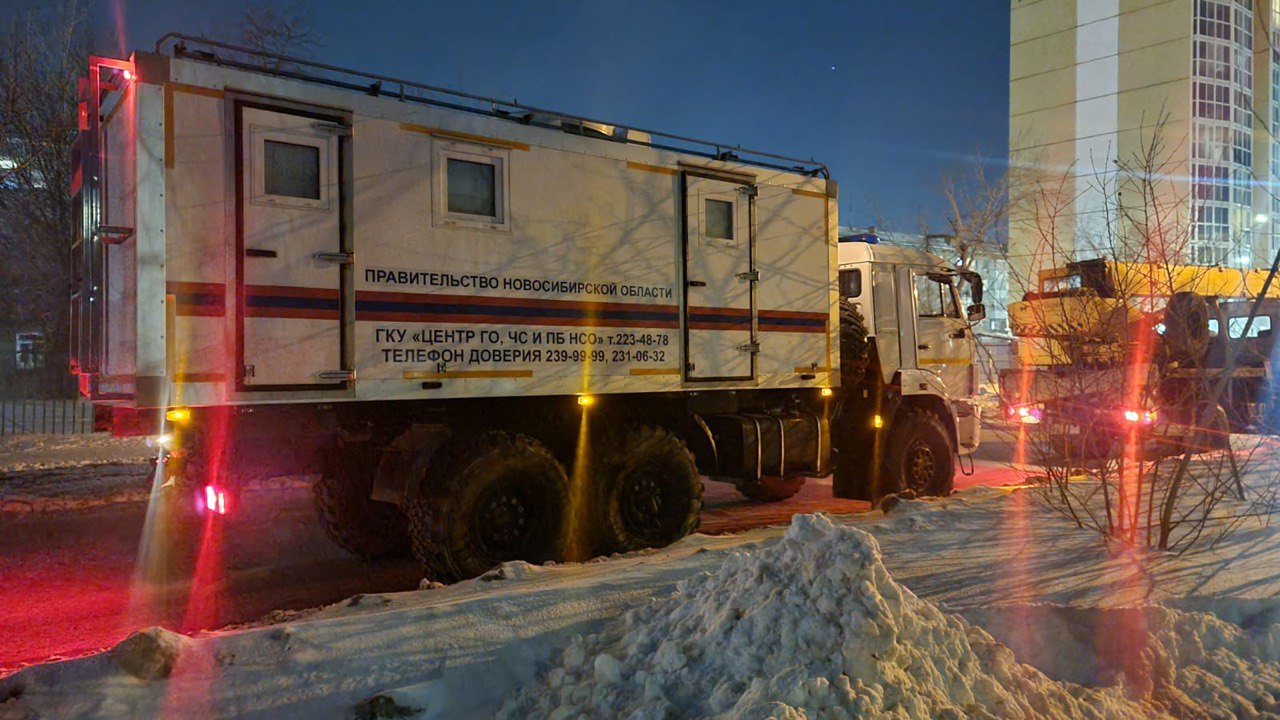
[154,33,829,178]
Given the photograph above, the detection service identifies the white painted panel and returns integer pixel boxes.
[134,82,167,380]
[1077,0,1119,28]
[1076,15,1120,63]
[1076,58,1119,100]
[1075,96,1120,140]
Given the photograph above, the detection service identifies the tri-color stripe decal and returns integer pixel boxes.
[356,290,679,329]
[168,281,226,317]
[168,282,826,333]
[246,284,340,319]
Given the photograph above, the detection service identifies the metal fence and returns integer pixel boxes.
[0,398,96,435]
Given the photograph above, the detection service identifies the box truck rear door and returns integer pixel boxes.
[236,104,347,389]
[683,173,756,381]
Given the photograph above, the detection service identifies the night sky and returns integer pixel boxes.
[84,0,1009,230]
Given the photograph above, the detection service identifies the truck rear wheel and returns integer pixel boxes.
[408,432,569,581]
[882,407,954,497]
[314,436,412,560]
[735,474,806,502]
[597,426,702,552]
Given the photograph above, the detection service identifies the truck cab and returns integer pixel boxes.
[833,235,984,499]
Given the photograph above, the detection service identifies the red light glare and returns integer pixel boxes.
[1122,409,1157,425]
[1008,404,1042,425]
[202,485,229,515]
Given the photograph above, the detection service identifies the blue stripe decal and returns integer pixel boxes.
[759,316,826,328]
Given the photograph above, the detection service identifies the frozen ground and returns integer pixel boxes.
[4,476,1280,718]
[0,434,153,511]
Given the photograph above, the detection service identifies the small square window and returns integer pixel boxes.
[705,199,734,240]
[447,158,497,218]
[839,269,862,298]
[264,140,320,199]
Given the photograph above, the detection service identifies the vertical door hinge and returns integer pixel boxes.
[242,364,255,379]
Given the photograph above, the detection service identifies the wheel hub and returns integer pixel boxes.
[475,486,534,559]
[906,441,935,491]
[620,471,666,534]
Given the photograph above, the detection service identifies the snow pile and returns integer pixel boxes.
[498,513,1140,719]
[968,603,1280,718]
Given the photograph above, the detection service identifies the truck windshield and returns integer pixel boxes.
[1041,274,1082,293]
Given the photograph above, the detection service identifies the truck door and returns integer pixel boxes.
[237,104,348,389]
[683,173,755,381]
[912,270,973,397]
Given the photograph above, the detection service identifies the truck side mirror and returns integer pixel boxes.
[967,303,986,322]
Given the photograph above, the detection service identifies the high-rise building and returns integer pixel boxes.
[1008,0,1279,292]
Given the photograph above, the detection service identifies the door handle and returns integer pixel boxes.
[918,344,931,350]
[687,280,707,287]
[245,248,277,258]
[950,329,967,338]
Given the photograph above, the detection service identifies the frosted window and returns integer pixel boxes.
[264,140,320,199]
[447,159,497,217]
[705,199,733,240]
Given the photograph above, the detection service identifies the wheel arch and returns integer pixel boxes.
[898,392,958,453]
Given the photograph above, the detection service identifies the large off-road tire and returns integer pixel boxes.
[840,301,870,388]
[408,432,570,581]
[313,436,412,560]
[881,407,955,497]
[735,474,806,502]
[597,426,702,552]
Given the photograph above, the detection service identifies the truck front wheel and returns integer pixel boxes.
[597,426,702,552]
[314,435,412,560]
[408,432,570,581]
[882,407,954,497]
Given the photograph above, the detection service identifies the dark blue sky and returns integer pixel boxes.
[87,0,1009,230]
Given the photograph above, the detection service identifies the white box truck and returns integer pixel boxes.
[72,36,983,579]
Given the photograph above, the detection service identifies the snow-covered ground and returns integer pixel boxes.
[0,434,153,511]
[5,476,1280,719]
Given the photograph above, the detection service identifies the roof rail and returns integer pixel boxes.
[153,33,829,178]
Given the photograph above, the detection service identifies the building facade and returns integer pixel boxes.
[1009,0,1280,294]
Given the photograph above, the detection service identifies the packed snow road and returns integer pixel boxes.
[0,429,1022,675]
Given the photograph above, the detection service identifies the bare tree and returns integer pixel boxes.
[1003,117,1280,552]
[0,0,88,390]
[935,156,1016,271]
[236,1,320,70]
